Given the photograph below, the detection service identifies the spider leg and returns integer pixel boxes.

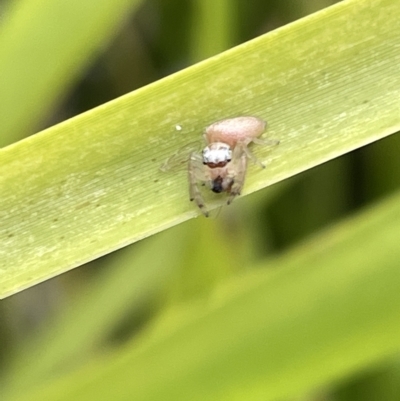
[242,144,265,169]
[188,152,209,217]
[227,137,279,205]
[243,137,280,169]
[227,145,248,205]
[252,137,280,147]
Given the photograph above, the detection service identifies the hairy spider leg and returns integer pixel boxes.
[188,152,209,217]
[249,137,280,168]
[227,143,248,205]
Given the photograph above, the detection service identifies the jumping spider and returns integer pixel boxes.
[189,116,278,217]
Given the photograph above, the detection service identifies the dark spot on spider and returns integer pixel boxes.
[211,177,224,193]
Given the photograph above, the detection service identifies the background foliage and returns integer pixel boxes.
[1,0,400,400]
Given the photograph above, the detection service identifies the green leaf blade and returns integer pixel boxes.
[1,0,400,297]
[9,189,400,401]
[0,0,143,145]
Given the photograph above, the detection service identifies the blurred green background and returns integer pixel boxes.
[1,1,400,400]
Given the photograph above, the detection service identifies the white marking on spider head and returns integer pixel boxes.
[202,142,232,165]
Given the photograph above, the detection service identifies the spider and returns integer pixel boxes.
[189,116,279,217]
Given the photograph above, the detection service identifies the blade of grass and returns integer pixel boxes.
[0,0,143,146]
[3,226,183,394]
[4,216,241,395]
[1,0,400,298]
[190,0,236,61]
[8,187,400,401]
